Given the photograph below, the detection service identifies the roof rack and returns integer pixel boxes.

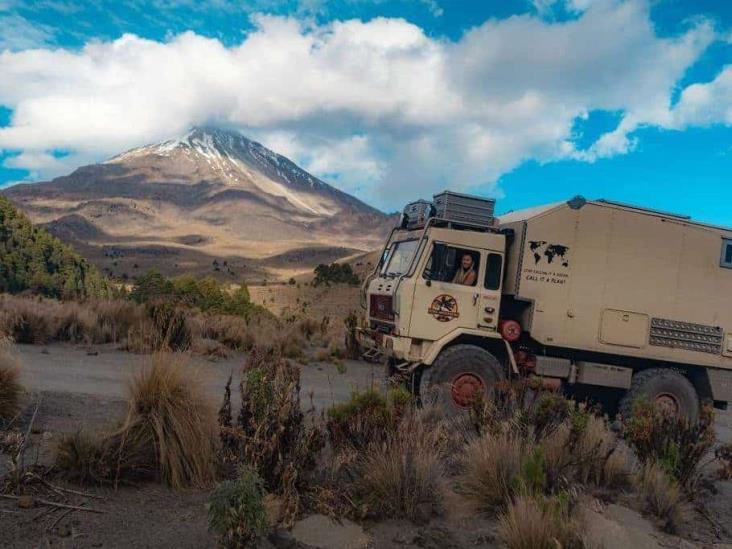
[597,199,691,221]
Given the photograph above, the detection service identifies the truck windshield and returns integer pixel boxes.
[381,239,419,277]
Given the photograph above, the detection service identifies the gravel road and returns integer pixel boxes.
[12,343,382,411]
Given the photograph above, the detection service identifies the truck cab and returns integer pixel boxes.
[361,192,515,412]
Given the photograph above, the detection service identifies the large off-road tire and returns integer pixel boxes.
[419,344,505,415]
[619,368,699,422]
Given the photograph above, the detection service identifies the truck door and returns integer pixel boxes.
[409,242,482,341]
[477,252,504,331]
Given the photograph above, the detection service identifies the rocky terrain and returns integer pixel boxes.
[2,127,390,281]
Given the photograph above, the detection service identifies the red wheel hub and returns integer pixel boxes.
[654,393,680,416]
[451,373,486,408]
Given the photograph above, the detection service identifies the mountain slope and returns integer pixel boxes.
[3,127,389,280]
[0,195,108,298]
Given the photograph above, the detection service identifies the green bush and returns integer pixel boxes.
[209,466,268,548]
[0,196,109,299]
[623,399,715,488]
[313,263,360,287]
[130,270,258,317]
[326,388,412,451]
[219,348,324,525]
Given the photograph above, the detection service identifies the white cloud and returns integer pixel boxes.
[0,0,728,208]
[670,66,732,127]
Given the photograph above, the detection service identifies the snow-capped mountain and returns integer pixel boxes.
[3,127,388,279]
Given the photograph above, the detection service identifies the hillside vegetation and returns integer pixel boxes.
[0,196,108,298]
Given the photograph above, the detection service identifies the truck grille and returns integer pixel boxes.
[370,294,395,322]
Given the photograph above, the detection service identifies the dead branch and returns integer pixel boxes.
[47,506,77,533]
[0,494,106,514]
[15,397,41,471]
[31,475,103,500]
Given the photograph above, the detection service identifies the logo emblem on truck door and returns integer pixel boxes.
[428,294,459,322]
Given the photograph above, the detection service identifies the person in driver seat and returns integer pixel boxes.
[452,253,477,286]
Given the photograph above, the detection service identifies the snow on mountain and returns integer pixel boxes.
[108,127,354,216]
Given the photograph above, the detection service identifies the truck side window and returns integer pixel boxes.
[722,239,732,269]
[485,253,503,290]
[423,244,479,287]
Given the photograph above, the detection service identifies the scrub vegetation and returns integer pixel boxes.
[0,196,109,299]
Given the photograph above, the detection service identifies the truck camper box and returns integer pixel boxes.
[499,198,732,373]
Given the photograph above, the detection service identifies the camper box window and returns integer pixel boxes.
[722,239,732,269]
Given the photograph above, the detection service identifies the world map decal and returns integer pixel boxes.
[529,241,570,268]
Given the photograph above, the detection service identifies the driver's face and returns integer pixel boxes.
[461,254,473,270]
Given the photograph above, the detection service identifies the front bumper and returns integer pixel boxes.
[356,327,415,362]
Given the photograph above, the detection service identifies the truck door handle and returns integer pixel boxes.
[473,293,479,305]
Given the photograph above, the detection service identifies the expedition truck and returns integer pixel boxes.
[359,192,732,419]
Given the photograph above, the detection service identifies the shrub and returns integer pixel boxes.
[191,337,232,359]
[0,195,109,299]
[0,295,53,343]
[0,341,21,422]
[131,270,257,317]
[55,432,104,485]
[188,313,254,351]
[313,263,359,286]
[54,301,96,343]
[635,463,686,533]
[209,466,268,548]
[498,494,582,549]
[326,389,410,452]
[147,301,191,351]
[0,294,149,346]
[344,312,360,359]
[623,399,715,488]
[219,348,324,525]
[715,443,732,480]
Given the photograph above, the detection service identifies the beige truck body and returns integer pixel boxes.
[363,196,732,407]
[501,199,732,370]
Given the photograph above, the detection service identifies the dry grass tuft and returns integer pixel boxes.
[634,463,687,533]
[191,337,233,359]
[460,430,527,510]
[56,353,216,489]
[55,431,105,485]
[117,353,216,488]
[498,494,582,549]
[0,339,22,422]
[354,409,446,522]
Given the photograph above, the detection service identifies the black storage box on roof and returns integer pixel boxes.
[402,199,435,230]
[433,190,495,228]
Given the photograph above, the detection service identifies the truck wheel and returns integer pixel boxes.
[419,344,505,415]
[619,368,699,422]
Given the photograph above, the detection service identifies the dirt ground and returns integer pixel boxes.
[3,343,732,548]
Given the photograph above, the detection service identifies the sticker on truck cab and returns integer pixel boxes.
[428,294,460,322]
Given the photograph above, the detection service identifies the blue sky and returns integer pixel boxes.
[0,0,730,224]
